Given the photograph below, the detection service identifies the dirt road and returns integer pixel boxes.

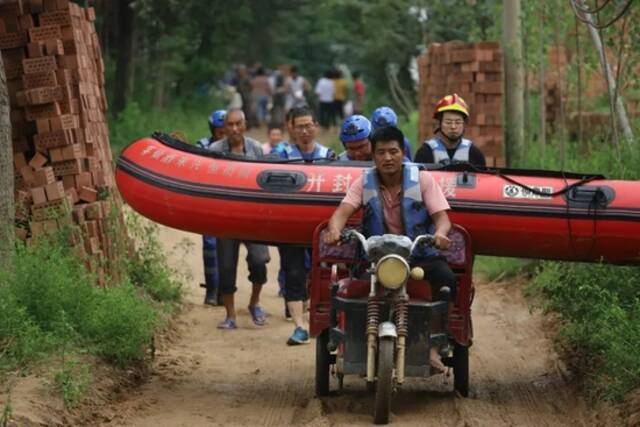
[96,225,594,427]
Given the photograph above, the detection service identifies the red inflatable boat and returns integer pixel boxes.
[116,133,640,265]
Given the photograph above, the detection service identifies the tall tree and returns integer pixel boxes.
[503,0,525,164]
[112,0,136,113]
[0,55,14,266]
[572,0,635,146]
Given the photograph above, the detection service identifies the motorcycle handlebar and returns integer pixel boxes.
[340,229,368,252]
[410,234,436,254]
[340,230,435,254]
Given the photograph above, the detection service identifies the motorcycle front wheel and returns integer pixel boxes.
[373,338,394,424]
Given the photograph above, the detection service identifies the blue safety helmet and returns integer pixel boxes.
[370,106,398,129]
[208,109,226,129]
[340,115,371,143]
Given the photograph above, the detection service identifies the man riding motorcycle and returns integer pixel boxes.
[323,125,456,372]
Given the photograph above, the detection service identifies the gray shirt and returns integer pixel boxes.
[208,136,264,159]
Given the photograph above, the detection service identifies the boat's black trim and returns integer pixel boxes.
[129,132,608,180]
[117,156,640,222]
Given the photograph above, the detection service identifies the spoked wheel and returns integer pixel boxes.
[453,343,469,397]
[315,329,331,397]
[373,338,394,424]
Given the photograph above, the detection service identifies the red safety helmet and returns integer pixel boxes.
[433,94,470,119]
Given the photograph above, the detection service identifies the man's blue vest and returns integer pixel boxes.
[277,142,331,160]
[362,165,438,259]
[425,137,472,165]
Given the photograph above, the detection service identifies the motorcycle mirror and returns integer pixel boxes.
[410,267,424,280]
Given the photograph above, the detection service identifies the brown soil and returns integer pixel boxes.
[101,226,599,426]
[1,222,631,426]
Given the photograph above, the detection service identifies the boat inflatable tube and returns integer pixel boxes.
[116,133,640,265]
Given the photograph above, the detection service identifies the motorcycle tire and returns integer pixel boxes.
[453,343,469,397]
[315,329,331,397]
[373,338,394,424]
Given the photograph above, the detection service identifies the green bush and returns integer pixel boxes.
[0,219,183,407]
[520,133,640,401]
[83,283,157,365]
[528,262,640,400]
[109,103,210,156]
[123,215,183,306]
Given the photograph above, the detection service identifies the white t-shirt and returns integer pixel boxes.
[315,77,335,103]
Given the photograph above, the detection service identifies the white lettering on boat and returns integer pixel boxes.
[503,184,553,199]
[223,165,234,176]
[161,154,176,165]
[176,156,188,167]
[141,145,156,156]
[237,166,251,179]
[151,149,165,160]
[438,176,457,198]
[207,163,219,174]
[332,173,353,193]
[191,159,202,171]
[305,173,325,192]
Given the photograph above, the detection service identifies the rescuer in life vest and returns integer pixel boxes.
[337,114,373,161]
[196,109,226,305]
[370,106,413,160]
[414,94,486,167]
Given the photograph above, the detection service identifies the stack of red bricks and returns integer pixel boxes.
[1,0,121,282]
[418,41,505,167]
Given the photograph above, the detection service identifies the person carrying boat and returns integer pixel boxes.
[371,106,413,160]
[272,106,335,345]
[337,114,373,161]
[196,109,226,305]
[322,125,456,372]
[197,109,226,149]
[414,94,486,167]
[209,109,272,329]
[272,106,336,162]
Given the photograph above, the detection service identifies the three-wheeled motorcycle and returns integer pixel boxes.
[309,221,474,424]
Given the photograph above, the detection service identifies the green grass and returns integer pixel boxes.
[474,256,535,282]
[0,216,182,405]
[526,262,640,400]
[518,126,640,402]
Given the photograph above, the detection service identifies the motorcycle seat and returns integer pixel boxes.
[336,277,432,301]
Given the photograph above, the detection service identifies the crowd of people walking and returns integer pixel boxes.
[218,64,365,132]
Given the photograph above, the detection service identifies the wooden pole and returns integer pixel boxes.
[503,0,525,164]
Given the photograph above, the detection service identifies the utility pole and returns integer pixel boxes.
[503,0,525,165]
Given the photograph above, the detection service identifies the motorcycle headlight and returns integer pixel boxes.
[376,255,409,290]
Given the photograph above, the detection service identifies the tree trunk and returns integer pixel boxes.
[575,15,583,146]
[577,1,635,145]
[503,0,525,165]
[112,0,136,113]
[0,54,14,267]
[538,4,546,152]
[523,17,530,143]
[153,54,168,109]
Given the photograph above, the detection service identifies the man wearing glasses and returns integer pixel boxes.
[272,105,335,161]
[414,94,486,167]
[272,106,335,345]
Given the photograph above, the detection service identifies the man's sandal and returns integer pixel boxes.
[217,317,237,330]
[248,305,267,326]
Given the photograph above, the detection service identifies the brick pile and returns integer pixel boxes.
[418,41,505,167]
[1,0,122,283]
